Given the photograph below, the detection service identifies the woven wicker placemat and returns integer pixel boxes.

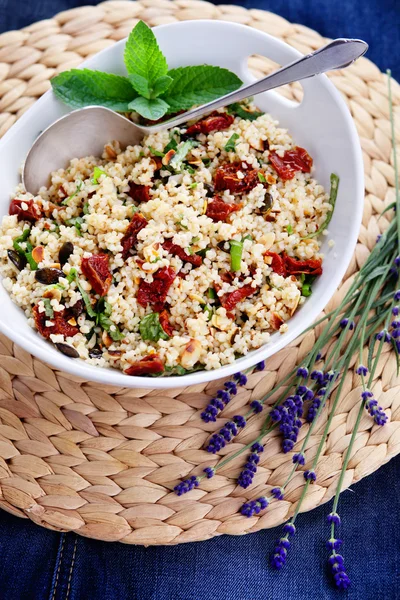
[0,0,399,546]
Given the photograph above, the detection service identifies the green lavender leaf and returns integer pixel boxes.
[128,97,169,120]
[162,66,242,113]
[124,20,167,84]
[51,69,136,111]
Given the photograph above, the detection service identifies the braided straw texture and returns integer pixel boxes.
[0,0,399,546]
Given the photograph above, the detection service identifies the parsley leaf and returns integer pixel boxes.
[128,97,169,120]
[162,66,242,113]
[51,69,136,112]
[224,133,240,152]
[124,20,168,84]
[139,312,170,342]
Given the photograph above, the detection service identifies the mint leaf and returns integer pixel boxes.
[98,313,125,341]
[151,75,173,98]
[128,97,169,120]
[51,69,136,112]
[162,66,242,113]
[129,73,151,99]
[139,312,170,342]
[124,20,167,84]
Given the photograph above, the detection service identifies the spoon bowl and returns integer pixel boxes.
[23,37,367,195]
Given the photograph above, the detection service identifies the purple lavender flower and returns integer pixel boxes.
[297,367,309,378]
[255,361,265,371]
[361,390,373,400]
[327,512,341,525]
[393,306,400,316]
[311,370,324,383]
[365,398,388,426]
[316,352,322,360]
[250,400,263,414]
[326,538,343,551]
[233,372,247,386]
[328,554,351,590]
[283,523,296,536]
[394,290,400,301]
[237,443,264,488]
[224,381,237,395]
[271,487,284,500]
[293,452,305,465]
[174,475,200,496]
[340,318,355,330]
[356,365,368,376]
[270,537,290,570]
[203,467,215,479]
[205,417,246,453]
[395,256,400,266]
[304,469,317,482]
[241,496,268,517]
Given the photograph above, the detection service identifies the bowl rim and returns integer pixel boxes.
[0,19,364,389]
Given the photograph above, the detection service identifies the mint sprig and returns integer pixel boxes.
[51,20,242,122]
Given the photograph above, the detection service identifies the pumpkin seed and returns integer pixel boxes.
[7,249,27,271]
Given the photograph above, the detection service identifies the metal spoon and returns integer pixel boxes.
[23,38,367,194]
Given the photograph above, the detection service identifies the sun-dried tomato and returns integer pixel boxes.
[33,305,79,340]
[220,284,257,312]
[9,199,41,222]
[159,309,174,337]
[137,267,176,312]
[214,162,259,194]
[264,251,287,276]
[206,196,242,222]
[121,213,148,260]
[284,254,322,277]
[162,241,202,267]
[128,182,151,204]
[269,146,313,180]
[185,111,234,136]
[81,254,112,296]
[265,251,322,277]
[125,354,165,376]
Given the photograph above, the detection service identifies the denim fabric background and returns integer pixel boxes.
[0,1,399,599]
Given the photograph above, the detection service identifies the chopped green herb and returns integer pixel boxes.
[13,228,38,271]
[229,239,243,272]
[184,163,196,174]
[62,180,83,205]
[91,166,108,184]
[83,202,90,215]
[242,234,252,241]
[65,217,84,235]
[148,146,164,157]
[138,151,145,157]
[150,257,162,263]
[224,132,240,153]
[302,173,339,240]
[190,182,198,189]
[207,288,216,300]
[202,158,211,167]
[164,137,178,153]
[192,236,200,243]
[196,248,208,258]
[286,224,294,235]
[176,215,188,230]
[170,140,197,167]
[139,312,170,342]
[42,298,54,318]
[98,313,125,341]
[203,304,213,320]
[258,171,266,183]
[228,102,264,121]
[66,268,77,284]
[301,283,312,297]
[67,269,96,318]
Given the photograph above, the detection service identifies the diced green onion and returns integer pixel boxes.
[287,224,294,234]
[13,228,38,270]
[207,288,216,300]
[42,298,54,318]
[229,239,243,272]
[224,133,240,153]
[91,166,108,184]
[301,283,312,297]
[203,304,213,320]
[302,173,339,240]
[62,180,83,205]
[258,172,266,183]
[148,146,164,157]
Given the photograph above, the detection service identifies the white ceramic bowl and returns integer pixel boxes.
[0,20,364,389]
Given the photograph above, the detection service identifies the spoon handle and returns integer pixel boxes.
[145,38,368,133]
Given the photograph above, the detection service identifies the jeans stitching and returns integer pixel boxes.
[51,534,66,600]
[65,537,78,600]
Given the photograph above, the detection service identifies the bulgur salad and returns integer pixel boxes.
[0,102,336,376]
